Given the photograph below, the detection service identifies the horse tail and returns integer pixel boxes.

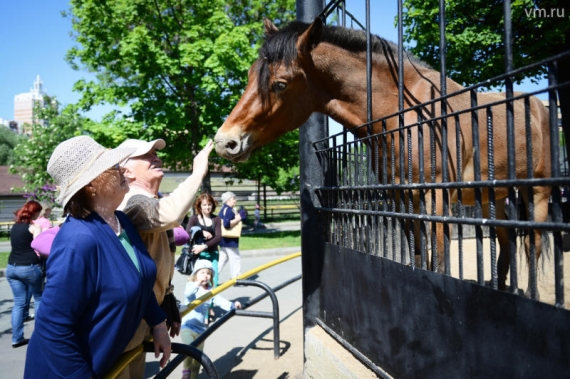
[515,191,551,270]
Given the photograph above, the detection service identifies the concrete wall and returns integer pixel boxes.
[304,325,381,379]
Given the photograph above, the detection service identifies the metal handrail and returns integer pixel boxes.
[157,273,302,378]
[143,342,219,379]
[105,251,302,378]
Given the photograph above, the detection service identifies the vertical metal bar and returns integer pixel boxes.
[455,113,464,280]
[397,0,404,111]
[391,136,397,262]
[365,0,372,128]
[439,0,450,275]
[396,0,407,263]
[417,111,427,270]
[296,0,325,330]
[486,108,498,290]
[503,0,518,294]
[470,89,484,285]
[382,119,389,259]
[548,62,565,306]
[524,96,538,299]
[408,126,415,265]
[430,120,437,271]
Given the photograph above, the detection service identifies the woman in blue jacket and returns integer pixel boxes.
[24,136,171,378]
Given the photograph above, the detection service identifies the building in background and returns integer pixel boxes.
[13,75,47,133]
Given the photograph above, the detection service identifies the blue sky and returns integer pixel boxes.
[0,1,543,125]
[0,0,98,121]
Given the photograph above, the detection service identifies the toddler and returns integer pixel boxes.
[180,260,241,379]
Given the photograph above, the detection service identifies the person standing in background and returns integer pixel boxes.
[25,202,52,322]
[186,193,222,286]
[218,192,247,279]
[32,203,53,232]
[254,204,261,230]
[6,200,43,348]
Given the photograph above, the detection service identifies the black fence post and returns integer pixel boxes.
[296,0,326,332]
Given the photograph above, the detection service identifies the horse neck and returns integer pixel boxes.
[313,43,437,134]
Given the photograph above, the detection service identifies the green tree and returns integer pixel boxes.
[401,0,570,157]
[65,0,297,191]
[0,126,23,165]
[225,130,300,195]
[10,96,89,205]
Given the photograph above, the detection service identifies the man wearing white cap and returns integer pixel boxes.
[115,138,214,379]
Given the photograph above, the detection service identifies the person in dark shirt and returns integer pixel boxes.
[186,193,222,286]
[6,200,43,348]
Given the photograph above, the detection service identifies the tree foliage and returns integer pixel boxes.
[65,0,298,189]
[10,97,88,204]
[0,126,23,165]
[225,130,300,195]
[401,0,570,86]
[401,0,570,161]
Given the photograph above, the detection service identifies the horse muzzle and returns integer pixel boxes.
[214,130,252,163]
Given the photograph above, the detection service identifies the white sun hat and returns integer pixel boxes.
[191,259,214,277]
[47,136,136,209]
[116,138,166,159]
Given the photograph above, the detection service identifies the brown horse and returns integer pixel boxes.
[214,18,551,293]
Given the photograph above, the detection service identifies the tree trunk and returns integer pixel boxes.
[201,171,212,194]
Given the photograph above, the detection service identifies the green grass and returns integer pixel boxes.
[240,230,300,250]
[0,230,301,269]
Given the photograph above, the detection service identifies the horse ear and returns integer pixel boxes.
[297,18,324,55]
[263,18,279,36]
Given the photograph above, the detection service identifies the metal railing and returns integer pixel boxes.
[105,252,302,379]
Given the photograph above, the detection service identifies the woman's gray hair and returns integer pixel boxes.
[221,191,236,204]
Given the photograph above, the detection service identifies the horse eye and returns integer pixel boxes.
[272,81,287,92]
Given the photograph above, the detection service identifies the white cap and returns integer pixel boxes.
[117,138,166,159]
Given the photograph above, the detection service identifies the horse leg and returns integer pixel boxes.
[407,190,438,271]
[519,186,551,299]
[427,190,447,274]
[485,199,511,291]
[411,216,429,269]
[408,189,450,274]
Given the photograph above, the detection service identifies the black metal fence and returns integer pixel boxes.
[299,0,570,377]
[310,0,570,308]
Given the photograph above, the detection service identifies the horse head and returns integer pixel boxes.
[214,18,325,162]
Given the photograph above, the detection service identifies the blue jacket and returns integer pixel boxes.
[24,212,165,378]
[181,282,235,334]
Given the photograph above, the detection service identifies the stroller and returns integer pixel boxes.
[175,226,205,275]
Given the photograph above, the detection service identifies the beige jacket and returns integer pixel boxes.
[118,173,202,351]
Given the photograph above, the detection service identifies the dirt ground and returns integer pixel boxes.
[447,237,570,308]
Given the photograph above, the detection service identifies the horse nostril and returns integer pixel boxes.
[225,139,241,154]
[226,140,237,150]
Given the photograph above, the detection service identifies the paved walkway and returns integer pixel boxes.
[0,222,303,378]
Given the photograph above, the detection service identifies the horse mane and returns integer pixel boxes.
[255,21,430,105]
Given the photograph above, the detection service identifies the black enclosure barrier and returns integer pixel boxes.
[299,0,570,377]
